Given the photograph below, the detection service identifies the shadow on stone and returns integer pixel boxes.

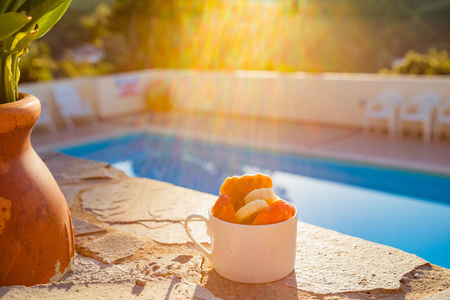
[172,255,193,264]
[164,276,181,300]
[202,267,300,299]
[131,284,145,296]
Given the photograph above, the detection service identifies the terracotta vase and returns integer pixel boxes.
[0,94,75,286]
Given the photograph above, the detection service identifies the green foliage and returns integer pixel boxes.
[82,0,208,72]
[58,58,115,78]
[380,49,450,75]
[40,8,91,59]
[0,0,71,103]
[79,0,449,75]
[12,0,448,80]
[69,0,114,13]
[19,41,56,82]
[19,40,116,82]
[81,3,111,42]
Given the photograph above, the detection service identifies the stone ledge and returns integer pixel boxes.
[422,288,450,300]
[1,153,449,299]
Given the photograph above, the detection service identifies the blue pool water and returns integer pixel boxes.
[58,132,450,268]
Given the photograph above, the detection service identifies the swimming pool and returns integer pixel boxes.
[58,132,450,269]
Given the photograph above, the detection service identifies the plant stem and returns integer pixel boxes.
[0,54,15,103]
[11,52,19,100]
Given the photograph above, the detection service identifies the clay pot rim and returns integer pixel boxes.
[0,92,37,107]
[0,93,40,134]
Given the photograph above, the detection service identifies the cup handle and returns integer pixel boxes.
[184,213,212,262]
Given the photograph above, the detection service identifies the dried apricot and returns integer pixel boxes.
[220,173,273,212]
[251,200,293,225]
[211,194,237,223]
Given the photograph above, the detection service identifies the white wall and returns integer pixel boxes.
[20,70,450,128]
[163,70,450,127]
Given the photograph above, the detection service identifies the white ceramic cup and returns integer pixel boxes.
[184,204,297,284]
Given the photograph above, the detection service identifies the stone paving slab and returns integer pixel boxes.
[0,277,219,300]
[60,185,91,206]
[81,177,212,244]
[422,288,450,300]
[113,220,209,244]
[81,178,212,223]
[0,278,218,300]
[72,217,106,236]
[42,152,125,183]
[57,253,203,285]
[280,223,428,294]
[132,255,204,283]
[0,254,216,300]
[82,231,144,263]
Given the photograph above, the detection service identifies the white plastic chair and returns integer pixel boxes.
[433,99,450,141]
[364,90,403,138]
[53,84,98,130]
[398,91,441,143]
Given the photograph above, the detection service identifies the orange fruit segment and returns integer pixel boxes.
[220,173,273,212]
[251,200,293,225]
[211,194,237,223]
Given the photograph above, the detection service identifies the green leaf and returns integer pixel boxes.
[34,0,72,40]
[11,31,37,53]
[0,31,37,55]
[0,12,31,42]
[7,0,27,13]
[18,0,65,22]
[0,0,14,14]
